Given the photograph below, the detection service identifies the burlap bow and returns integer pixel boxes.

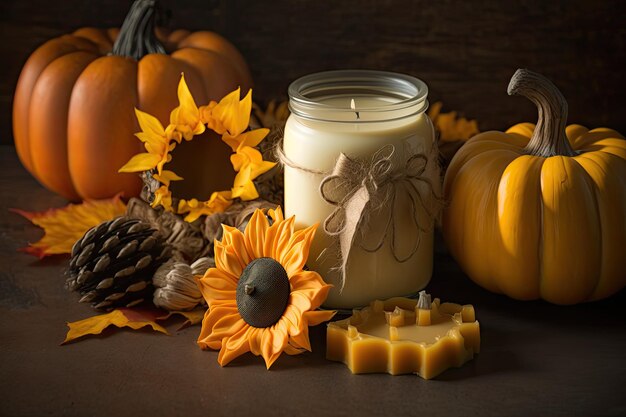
[319,144,439,290]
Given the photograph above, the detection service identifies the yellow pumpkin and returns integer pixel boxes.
[443,69,626,305]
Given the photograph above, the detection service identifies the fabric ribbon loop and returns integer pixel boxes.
[319,144,440,290]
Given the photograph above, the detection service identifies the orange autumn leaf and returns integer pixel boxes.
[62,307,168,345]
[12,194,127,258]
[428,102,480,142]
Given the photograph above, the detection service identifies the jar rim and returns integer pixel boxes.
[288,70,429,123]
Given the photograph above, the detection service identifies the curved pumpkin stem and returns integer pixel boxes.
[111,0,166,60]
[507,69,576,157]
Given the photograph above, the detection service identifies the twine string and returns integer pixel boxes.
[276,139,441,291]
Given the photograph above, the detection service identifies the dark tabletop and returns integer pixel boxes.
[1,145,625,417]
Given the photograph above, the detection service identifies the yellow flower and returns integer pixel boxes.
[177,191,233,223]
[170,74,206,141]
[119,75,277,222]
[197,207,335,369]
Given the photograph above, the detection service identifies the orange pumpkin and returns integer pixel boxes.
[13,0,252,201]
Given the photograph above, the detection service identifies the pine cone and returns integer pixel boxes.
[66,216,169,310]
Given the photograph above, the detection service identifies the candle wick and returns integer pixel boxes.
[350,98,360,120]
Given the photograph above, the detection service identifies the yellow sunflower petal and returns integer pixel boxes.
[135,107,166,137]
[284,343,306,355]
[265,216,294,261]
[151,186,173,211]
[302,310,336,326]
[248,327,263,356]
[260,323,288,369]
[217,224,251,269]
[243,209,270,259]
[199,309,245,350]
[289,283,333,314]
[198,267,239,300]
[286,321,311,352]
[292,284,332,312]
[214,238,246,278]
[118,152,161,172]
[280,224,318,276]
[289,270,328,292]
[268,206,284,222]
[198,306,241,350]
[197,309,216,349]
[231,166,259,200]
[211,88,253,137]
[170,74,206,140]
[230,152,246,172]
[198,276,237,301]
[153,170,183,186]
[222,128,269,152]
[219,325,252,367]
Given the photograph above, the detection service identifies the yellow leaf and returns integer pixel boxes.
[12,195,126,258]
[62,307,168,344]
[428,102,480,142]
[118,152,161,173]
[157,308,206,330]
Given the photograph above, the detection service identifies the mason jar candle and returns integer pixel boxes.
[283,70,438,309]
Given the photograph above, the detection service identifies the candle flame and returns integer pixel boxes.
[350,98,360,120]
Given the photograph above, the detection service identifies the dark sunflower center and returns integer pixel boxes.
[236,257,290,328]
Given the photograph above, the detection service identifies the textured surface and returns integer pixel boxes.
[1,0,626,147]
[1,145,626,416]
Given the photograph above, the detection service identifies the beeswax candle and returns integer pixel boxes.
[326,292,480,379]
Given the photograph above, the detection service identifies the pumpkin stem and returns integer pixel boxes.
[507,69,576,158]
[111,0,166,60]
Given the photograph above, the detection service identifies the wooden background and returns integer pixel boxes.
[1,0,625,146]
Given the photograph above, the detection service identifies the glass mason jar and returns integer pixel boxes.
[283,70,438,309]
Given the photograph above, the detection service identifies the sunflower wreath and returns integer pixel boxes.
[119,75,276,222]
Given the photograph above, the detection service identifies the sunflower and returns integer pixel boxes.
[118,75,276,221]
[196,207,335,369]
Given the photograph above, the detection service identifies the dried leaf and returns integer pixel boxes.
[62,307,168,345]
[428,102,480,142]
[12,194,127,258]
[157,308,206,330]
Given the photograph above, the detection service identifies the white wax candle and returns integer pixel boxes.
[284,72,438,309]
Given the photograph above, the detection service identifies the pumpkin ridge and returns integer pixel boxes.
[496,155,544,299]
[29,50,99,200]
[575,152,626,300]
[539,156,602,304]
[13,37,100,176]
